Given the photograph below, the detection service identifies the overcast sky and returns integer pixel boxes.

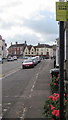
[0,0,59,47]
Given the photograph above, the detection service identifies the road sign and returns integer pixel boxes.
[67,2,68,21]
[56,2,68,21]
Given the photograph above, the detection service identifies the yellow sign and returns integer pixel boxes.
[56,2,68,21]
[67,2,68,21]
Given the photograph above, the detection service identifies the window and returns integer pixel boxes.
[0,47,1,55]
[47,49,49,52]
[32,52,33,54]
[41,52,43,55]
[37,49,39,51]
[2,46,3,50]
[41,48,43,51]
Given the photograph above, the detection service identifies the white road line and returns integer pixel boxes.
[7,103,11,105]
[3,109,7,112]
[29,94,31,98]
[30,73,39,92]
[0,116,2,120]
[0,78,2,81]
[20,107,27,119]
[31,88,33,92]
[39,67,41,70]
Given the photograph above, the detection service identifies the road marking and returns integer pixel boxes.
[29,94,31,98]
[0,66,20,79]
[7,103,11,105]
[0,116,2,120]
[0,78,2,81]
[36,73,38,79]
[39,67,41,70]
[3,109,7,112]
[0,104,2,106]
[20,107,27,119]
[30,73,39,93]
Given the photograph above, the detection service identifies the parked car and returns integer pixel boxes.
[13,56,17,60]
[7,56,14,61]
[30,57,38,66]
[35,56,41,63]
[0,58,3,64]
[22,59,34,69]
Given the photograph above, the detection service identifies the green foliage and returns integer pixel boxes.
[50,75,59,93]
[43,75,67,120]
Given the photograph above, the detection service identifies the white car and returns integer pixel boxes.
[30,57,38,65]
[0,58,3,64]
[7,56,14,61]
[22,59,34,69]
[13,56,17,60]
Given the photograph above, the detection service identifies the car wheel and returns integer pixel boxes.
[23,66,25,69]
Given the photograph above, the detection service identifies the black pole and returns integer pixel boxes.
[59,21,65,120]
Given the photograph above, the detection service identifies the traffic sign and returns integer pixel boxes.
[56,2,68,21]
[67,2,68,21]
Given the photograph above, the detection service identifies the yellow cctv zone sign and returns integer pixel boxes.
[56,2,68,21]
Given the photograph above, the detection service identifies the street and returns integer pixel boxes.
[2,59,53,119]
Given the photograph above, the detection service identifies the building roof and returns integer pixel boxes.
[34,44,53,48]
[25,45,33,51]
[9,43,27,48]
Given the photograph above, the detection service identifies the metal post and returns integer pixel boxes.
[59,21,65,119]
[59,1,65,119]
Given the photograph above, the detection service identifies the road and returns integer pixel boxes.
[2,59,53,119]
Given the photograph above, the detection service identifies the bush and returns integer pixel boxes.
[43,74,67,120]
[43,93,67,120]
[49,75,59,94]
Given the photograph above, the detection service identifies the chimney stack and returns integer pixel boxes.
[38,43,40,46]
[25,41,26,45]
[11,42,12,46]
[16,42,18,45]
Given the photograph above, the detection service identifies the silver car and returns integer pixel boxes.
[0,58,3,64]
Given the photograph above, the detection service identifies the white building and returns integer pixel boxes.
[0,35,7,58]
[56,38,59,67]
[23,43,54,58]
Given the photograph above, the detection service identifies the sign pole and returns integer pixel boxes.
[59,21,65,120]
[56,0,68,119]
[59,1,65,120]
[58,0,65,119]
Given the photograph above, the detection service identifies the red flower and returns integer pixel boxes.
[49,95,53,99]
[48,105,55,110]
[53,93,59,96]
[52,110,60,117]
[53,83,57,85]
[49,93,60,101]
[51,106,55,110]
[56,79,58,81]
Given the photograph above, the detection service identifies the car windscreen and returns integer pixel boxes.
[24,60,32,63]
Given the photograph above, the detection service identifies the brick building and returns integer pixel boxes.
[8,41,27,57]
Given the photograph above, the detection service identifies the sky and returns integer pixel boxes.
[0,0,59,47]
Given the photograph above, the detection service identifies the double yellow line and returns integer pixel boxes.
[0,66,20,78]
